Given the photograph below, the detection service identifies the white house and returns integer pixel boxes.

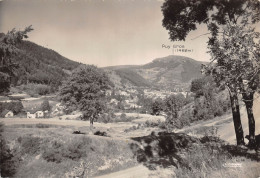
[27,112,36,118]
[36,111,44,118]
[27,109,45,118]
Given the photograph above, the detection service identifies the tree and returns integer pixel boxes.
[0,26,33,94]
[9,102,24,115]
[191,76,216,99]
[161,0,260,145]
[206,21,260,147]
[191,76,225,120]
[59,65,113,128]
[164,94,186,129]
[137,95,153,114]
[151,98,164,116]
[41,100,51,112]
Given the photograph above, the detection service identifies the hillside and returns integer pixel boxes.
[0,33,80,88]
[138,55,204,90]
[104,55,204,91]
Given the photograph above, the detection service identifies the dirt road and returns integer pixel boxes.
[94,165,151,178]
[217,93,260,144]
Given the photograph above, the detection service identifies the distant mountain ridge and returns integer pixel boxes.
[1,31,204,92]
[104,55,205,91]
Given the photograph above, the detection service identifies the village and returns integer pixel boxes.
[0,87,191,119]
[0,94,58,119]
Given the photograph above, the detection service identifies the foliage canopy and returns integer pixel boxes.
[59,65,113,125]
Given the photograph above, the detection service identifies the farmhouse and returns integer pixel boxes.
[27,109,45,118]
[1,109,14,118]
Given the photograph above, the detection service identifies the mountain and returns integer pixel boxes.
[1,32,204,92]
[104,55,205,91]
[0,33,80,88]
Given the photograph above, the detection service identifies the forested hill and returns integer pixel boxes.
[0,33,80,88]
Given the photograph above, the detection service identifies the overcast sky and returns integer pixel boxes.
[0,0,212,67]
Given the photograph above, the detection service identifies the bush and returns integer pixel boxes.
[158,121,167,129]
[42,137,91,163]
[144,120,158,127]
[94,131,108,137]
[42,141,64,163]
[97,112,115,123]
[18,136,41,155]
[120,113,127,120]
[65,140,87,161]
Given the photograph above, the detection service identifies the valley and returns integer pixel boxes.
[1,2,260,176]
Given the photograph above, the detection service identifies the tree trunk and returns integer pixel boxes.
[242,92,256,147]
[90,118,94,130]
[229,91,245,145]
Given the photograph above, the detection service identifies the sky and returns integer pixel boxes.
[0,0,211,67]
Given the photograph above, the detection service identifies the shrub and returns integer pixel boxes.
[120,113,127,120]
[97,112,114,123]
[18,136,41,155]
[158,121,167,129]
[64,140,87,161]
[42,141,64,163]
[94,131,108,137]
[124,125,138,133]
[42,137,92,163]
